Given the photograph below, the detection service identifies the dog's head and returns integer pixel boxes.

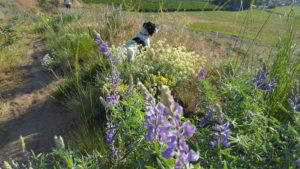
[143,21,158,36]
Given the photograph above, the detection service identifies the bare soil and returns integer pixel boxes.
[0,37,75,162]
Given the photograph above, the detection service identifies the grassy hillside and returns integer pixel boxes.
[267,6,300,17]
[82,0,220,11]
[185,6,300,44]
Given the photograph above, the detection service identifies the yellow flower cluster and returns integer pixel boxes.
[117,84,128,91]
[160,76,168,83]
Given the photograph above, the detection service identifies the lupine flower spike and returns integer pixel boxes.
[200,106,215,125]
[251,66,277,91]
[211,122,231,147]
[105,122,119,155]
[105,122,116,146]
[94,30,121,105]
[140,84,199,168]
[211,108,231,147]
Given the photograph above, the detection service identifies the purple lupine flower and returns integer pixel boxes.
[200,105,216,125]
[105,122,116,145]
[105,122,120,156]
[105,95,118,105]
[94,31,121,105]
[188,150,200,161]
[198,69,206,79]
[294,104,300,111]
[251,66,277,91]
[140,84,199,168]
[287,96,300,112]
[162,147,174,158]
[200,113,211,125]
[101,42,109,53]
[297,158,300,169]
[211,122,231,147]
[95,39,103,45]
[94,30,114,60]
[111,67,121,86]
[107,52,113,59]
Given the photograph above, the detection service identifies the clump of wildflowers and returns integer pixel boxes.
[297,158,300,169]
[41,54,54,70]
[251,66,277,91]
[139,40,207,82]
[140,84,199,168]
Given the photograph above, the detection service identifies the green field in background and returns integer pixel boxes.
[185,6,300,44]
[82,0,220,11]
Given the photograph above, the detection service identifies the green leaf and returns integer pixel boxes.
[156,157,166,169]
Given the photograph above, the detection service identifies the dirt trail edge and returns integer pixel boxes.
[0,38,74,162]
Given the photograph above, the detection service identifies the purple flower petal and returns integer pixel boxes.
[175,152,188,167]
[107,52,113,59]
[161,148,174,159]
[288,98,295,106]
[182,121,196,138]
[101,42,109,53]
[294,104,300,111]
[198,69,206,79]
[188,150,200,161]
[179,139,189,152]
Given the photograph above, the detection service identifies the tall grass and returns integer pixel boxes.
[267,13,300,122]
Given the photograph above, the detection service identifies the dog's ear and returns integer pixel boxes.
[143,21,148,27]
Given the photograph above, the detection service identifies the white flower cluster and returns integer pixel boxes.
[41,54,54,70]
[138,40,207,82]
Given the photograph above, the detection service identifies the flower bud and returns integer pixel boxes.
[160,85,173,109]
[54,135,65,149]
[20,135,26,151]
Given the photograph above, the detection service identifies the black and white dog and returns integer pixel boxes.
[118,21,158,62]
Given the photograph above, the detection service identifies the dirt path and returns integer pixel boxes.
[0,38,74,162]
